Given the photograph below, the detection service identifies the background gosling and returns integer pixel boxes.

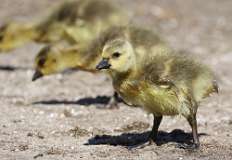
[32,25,164,108]
[0,0,128,52]
[96,26,218,149]
[32,42,120,108]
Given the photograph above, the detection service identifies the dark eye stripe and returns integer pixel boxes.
[38,58,46,67]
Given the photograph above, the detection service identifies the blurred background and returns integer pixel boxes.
[0,0,231,159]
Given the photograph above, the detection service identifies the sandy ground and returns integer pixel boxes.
[0,0,232,159]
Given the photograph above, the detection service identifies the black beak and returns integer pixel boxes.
[96,59,111,70]
[32,70,43,81]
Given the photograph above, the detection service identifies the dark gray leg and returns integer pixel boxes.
[106,92,120,109]
[149,114,163,143]
[127,114,162,150]
[187,113,200,148]
[177,113,200,150]
[113,92,120,102]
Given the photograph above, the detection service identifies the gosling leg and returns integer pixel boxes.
[177,113,200,150]
[187,113,200,149]
[149,114,163,143]
[106,92,120,109]
[127,114,162,150]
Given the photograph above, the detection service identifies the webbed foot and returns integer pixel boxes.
[176,143,200,150]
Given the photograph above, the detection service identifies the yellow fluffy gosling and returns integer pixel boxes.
[96,26,218,149]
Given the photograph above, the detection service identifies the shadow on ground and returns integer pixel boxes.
[33,96,113,106]
[86,129,207,147]
[0,65,29,71]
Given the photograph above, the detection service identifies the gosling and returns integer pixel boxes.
[0,0,128,52]
[32,42,119,108]
[96,26,218,149]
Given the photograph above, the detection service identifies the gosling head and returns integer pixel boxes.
[0,22,37,52]
[96,39,135,73]
[32,45,66,81]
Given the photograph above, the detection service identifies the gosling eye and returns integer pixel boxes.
[112,52,121,59]
[38,58,46,67]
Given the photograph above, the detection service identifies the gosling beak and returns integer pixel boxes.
[32,70,43,81]
[96,59,111,70]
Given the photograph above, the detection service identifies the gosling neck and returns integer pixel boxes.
[59,47,85,70]
[19,23,41,41]
[60,51,81,69]
[111,56,138,83]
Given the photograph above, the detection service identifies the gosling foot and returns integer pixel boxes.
[176,143,200,150]
[105,101,119,109]
[126,139,156,150]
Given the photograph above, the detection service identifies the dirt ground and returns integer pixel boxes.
[0,0,232,159]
